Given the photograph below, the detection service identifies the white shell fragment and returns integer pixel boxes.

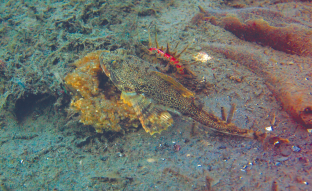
[265,126,273,131]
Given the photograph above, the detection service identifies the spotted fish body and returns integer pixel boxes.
[100,49,258,138]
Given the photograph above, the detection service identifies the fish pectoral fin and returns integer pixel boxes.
[121,91,174,135]
[151,71,194,98]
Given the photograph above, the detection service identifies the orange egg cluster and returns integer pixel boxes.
[64,50,140,133]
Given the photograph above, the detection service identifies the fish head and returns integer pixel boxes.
[99,50,136,93]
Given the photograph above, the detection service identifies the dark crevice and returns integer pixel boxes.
[14,93,56,122]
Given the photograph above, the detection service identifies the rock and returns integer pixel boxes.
[277,157,289,162]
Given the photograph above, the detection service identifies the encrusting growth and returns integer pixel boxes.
[64,50,140,133]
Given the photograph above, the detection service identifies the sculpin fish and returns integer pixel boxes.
[99,49,264,140]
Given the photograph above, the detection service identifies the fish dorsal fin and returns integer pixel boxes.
[121,91,174,135]
[151,71,195,98]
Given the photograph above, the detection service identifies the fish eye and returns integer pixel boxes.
[304,107,312,114]
[124,87,133,92]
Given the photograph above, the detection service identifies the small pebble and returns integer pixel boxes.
[265,126,272,131]
[218,146,226,149]
[194,46,202,51]
[280,146,291,156]
[277,157,289,162]
[292,146,301,152]
[275,162,281,166]
[174,144,181,152]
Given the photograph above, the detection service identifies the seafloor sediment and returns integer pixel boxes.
[0,0,311,190]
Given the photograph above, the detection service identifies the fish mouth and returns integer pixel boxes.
[100,62,120,87]
[99,55,124,91]
[100,62,111,77]
[99,53,111,77]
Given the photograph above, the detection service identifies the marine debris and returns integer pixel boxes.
[193,6,312,56]
[64,50,140,133]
